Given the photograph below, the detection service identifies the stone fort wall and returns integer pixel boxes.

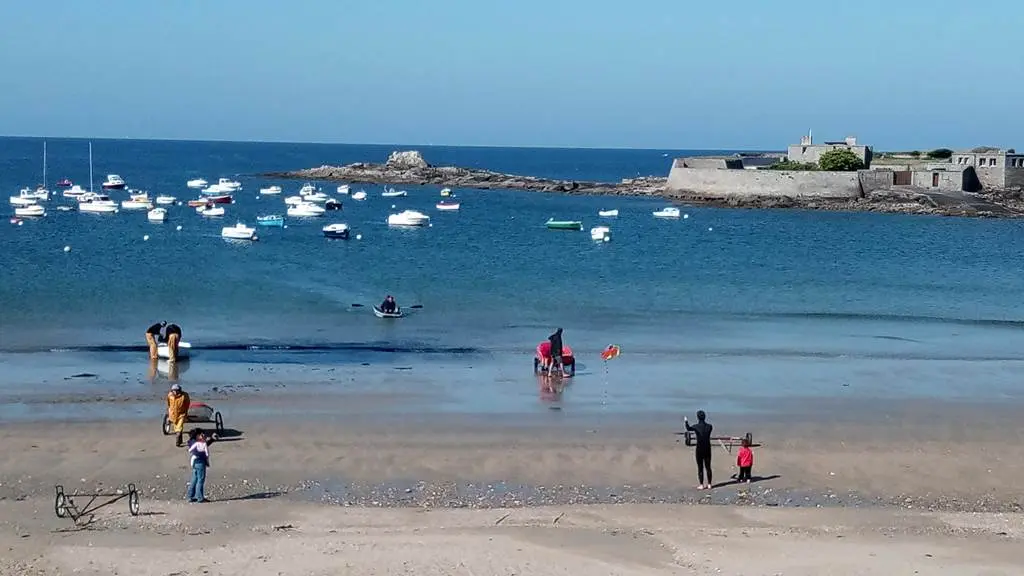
[666,163,862,199]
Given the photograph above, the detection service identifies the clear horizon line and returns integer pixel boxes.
[0,133,782,154]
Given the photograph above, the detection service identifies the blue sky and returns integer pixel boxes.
[1,0,1020,150]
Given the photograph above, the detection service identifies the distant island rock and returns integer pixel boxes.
[263,150,668,196]
[264,150,1021,218]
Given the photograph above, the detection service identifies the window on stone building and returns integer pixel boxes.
[990,158,997,166]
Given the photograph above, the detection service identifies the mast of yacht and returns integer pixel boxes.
[88,142,93,193]
[42,141,47,188]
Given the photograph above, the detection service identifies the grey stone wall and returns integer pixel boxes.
[1004,167,1024,189]
[910,170,964,192]
[974,166,1006,189]
[666,166,862,199]
[787,144,872,167]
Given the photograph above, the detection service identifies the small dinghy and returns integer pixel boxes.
[221,222,258,240]
[259,186,282,195]
[373,305,404,319]
[546,219,583,231]
[147,208,167,222]
[121,198,153,210]
[436,201,460,211]
[590,226,611,242]
[336,184,350,195]
[598,209,618,217]
[158,341,191,359]
[256,214,284,227]
[351,190,367,201]
[155,195,177,205]
[322,223,350,239]
[186,179,208,189]
[198,205,225,217]
[381,186,407,198]
[387,210,430,227]
[653,206,681,219]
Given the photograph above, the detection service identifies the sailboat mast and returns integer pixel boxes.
[42,141,47,186]
[89,142,94,193]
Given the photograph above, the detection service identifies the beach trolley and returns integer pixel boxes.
[679,430,755,454]
[162,401,224,435]
[54,483,140,525]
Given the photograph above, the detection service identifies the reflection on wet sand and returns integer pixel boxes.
[537,373,566,404]
[157,359,188,381]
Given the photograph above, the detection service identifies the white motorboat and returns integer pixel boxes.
[336,184,350,195]
[351,190,367,201]
[298,183,317,196]
[652,206,681,219]
[322,223,350,239]
[19,186,49,201]
[186,178,208,189]
[259,185,282,195]
[15,204,45,217]
[590,226,611,242]
[284,195,305,206]
[598,209,619,217]
[222,222,258,240]
[121,198,153,210]
[302,191,329,203]
[387,209,430,227]
[287,202,325,217]
[79,194,118,213]
[197,204,225,217]
[217,178,242,191]
[436,201,460,211]
[63,185,89,198]
[155,195,177,205]
[440,188,452,197]
[201,183,231,195]
[101,174,126,189]
[147,208,167,222]
[381,186,407,198]
[9,195,37,207]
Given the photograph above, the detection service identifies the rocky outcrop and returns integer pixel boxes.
[264,150,668,196]
[264,150,1024,218]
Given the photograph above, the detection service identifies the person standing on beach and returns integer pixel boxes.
[684,410,713,489]
[186,429,211,503]
[145,321,166,360]
[163,323,183,362]
[167,384,190,447]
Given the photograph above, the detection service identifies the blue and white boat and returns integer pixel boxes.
[256,214,284,227]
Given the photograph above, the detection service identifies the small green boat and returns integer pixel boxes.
[546,218,583,231]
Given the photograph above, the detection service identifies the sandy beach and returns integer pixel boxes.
[1,399,1022,575]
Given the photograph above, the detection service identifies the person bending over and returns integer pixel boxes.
[164,323,183,362]
[684,410,714,490]
[145,321,166,360]
[548,328,564,373]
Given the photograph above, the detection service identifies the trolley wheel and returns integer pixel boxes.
[533,357,540,373]
[566,358,576,376]
[54,486,68,518]
[744,432,753,445]
[161,413,171,435]
[683,430,695,447]
[214,411,224,433]
[128,484,140,516]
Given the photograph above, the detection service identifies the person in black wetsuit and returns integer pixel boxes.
[684,410,714,489]
[380,295,398,314]
[548,328,564,374]
[163,323,183,362]
[145,321,166,360]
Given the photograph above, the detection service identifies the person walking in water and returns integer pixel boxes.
[145,321,166,360]
[162,323,183,362]
[167,383,190,447]
[684,410,714,490]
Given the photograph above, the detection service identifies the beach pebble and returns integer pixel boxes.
[63,246,71,252]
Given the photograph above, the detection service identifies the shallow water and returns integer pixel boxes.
[3,137,1024,419]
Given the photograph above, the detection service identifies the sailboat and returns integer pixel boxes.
[24,142,51,200]
[78,142,118,214]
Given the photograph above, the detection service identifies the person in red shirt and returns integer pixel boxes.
[736,437,754,483]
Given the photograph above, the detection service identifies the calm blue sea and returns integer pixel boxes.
[2,136,1024,418]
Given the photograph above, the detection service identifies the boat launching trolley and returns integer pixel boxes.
[54,483,140,525]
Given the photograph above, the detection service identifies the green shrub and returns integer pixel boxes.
[908,150,921,157]
[818,149,866,171]
[927,148,953,159]
[766,159,818,171]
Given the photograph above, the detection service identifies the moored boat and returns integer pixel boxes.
[387,209,430,227]
[322,223,350,239]
[598,209,618,217]
[324,198,342,211]
[436,201,460,211]
[155,195,177,205]
[9,195,37,207]
[256,214,284,227]
[186,179,208,189]
[284,195,304,206]
[205,194,233,204]
[57,178,72,188]
[546,218,583,231]
[652,206,681,219]
[63,185,89,198]
[14,204,45,217]
[121,198,153,210]
[259,185,282,195]
[590,226,611,241]
[79,194,119,213]
[440,188,452,197]
[101,174,126,189]
[336,184,350,195]
[221,222,258,240]
[382,186,407,198]
[147,208,167,222]
[197,204,225,217]
[287,202,325,217]
[351,190,367,201]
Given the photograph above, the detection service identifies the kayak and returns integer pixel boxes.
[157,341,192,359]
[372,305,404,319]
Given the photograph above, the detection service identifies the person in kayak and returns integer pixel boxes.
[548,328,564,374]
[145,321,166,360]
[162,323,183,362]
[380,295,398,314]
[684,410,714,490]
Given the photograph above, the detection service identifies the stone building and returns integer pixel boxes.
[787,134,873,168]
[950,148,1024,189]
